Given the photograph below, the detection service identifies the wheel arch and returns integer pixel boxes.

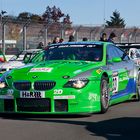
[102,72,109,83]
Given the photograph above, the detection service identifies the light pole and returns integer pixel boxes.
[103,0,106,28]
[23,21,30,51]
[0,10,7,54]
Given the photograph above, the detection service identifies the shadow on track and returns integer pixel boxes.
[0,113,139,140]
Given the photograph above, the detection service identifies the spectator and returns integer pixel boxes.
[100,33,107,42]
[59,38,64,43]
[108,32,116,43]
[52,36,60,44]
[68,35,75,42]
[47,42,51,45]
[82,37,88,41]
[37,42,44,49]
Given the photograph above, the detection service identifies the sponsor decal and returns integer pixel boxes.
[88,93,97,101]
[96,69,102,74]
[0,89,14,99]
[54,95,75,99]
[119,77,129,82]
[20,91,45,98]
[30,68,53,72]
[63,75,70,79]
[32,75,38,79]
[7,89,14,95]
[54,89,63,94]
[112,72,119,93]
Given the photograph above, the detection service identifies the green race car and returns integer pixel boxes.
[0,41,139,114]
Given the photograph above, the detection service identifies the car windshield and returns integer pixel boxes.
[9,50,40,62]
[9,52,32,61]
[44,44,103,61]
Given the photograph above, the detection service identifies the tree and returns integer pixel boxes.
[30,14,42,22]
[40,6,72,38]
[17,12,42,23]
[42,6,52,23]
[106,10,126,28]
[16,6,72,24]
[42,6,65,23]
[17,12,31,20]
[63,14,72,24]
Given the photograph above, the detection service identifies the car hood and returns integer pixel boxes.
[0,61,24,69]
[11,60,103,80]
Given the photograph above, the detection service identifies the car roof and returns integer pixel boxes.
[116,43,140,49]
[48,41,112,48]
[22,49,42,53]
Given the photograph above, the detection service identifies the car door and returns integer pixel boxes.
[106,44,134,95]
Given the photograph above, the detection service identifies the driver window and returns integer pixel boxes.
[107,45,119,60]
[107,44,129,61]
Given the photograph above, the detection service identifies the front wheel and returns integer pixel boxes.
[100,77,110,113]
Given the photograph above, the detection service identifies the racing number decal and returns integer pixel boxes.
[112,73,119,93]
[54,89,63,94]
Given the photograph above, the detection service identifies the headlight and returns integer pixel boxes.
[64,78,89,89]
[0,70,12,89]
[0,81,7,88]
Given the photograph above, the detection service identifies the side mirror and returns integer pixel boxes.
[112,57,122,62]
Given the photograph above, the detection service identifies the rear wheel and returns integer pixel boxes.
[100,77,110,113]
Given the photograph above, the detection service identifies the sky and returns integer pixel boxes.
[0,0,140,27]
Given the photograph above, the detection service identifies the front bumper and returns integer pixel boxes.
[0,96,101,114]
[0,80,101,114]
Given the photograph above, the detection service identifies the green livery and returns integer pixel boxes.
[0,41,139,114]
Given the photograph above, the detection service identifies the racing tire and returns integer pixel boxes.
[100,77,110,113]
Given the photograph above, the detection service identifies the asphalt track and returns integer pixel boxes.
[0,101,140,140]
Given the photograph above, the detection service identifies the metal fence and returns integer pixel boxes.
[1,19,140,55]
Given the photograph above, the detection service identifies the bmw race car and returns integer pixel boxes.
[0,41,139,114]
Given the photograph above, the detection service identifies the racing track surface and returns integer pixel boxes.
[0,101,140,140]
